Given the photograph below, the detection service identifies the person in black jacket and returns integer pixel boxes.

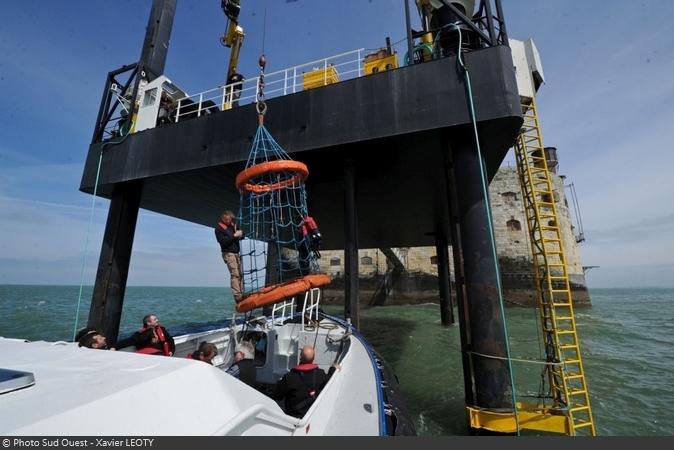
[274,345,339,418]
[114,314,175,356]
[225,342,256,387]
[226,68,244,108]
[215,211,244,302]
[75,327,109,350]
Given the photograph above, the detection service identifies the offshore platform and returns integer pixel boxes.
[80,0,595,435]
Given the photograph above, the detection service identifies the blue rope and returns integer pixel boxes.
[72,149,104,341]
[451,23,521,435]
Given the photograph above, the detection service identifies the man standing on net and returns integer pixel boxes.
[216,210,244,303]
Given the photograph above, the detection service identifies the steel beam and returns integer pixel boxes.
[435,229,455,326]
[87,181,142,344]
[343,158,360,329]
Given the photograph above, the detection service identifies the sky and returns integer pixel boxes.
[0,0,672,288]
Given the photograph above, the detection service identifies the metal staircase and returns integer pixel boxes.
[513,98,596,436]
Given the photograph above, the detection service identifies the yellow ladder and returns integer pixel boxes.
[513,98,596,436]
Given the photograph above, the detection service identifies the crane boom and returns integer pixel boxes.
[221,0,245,79]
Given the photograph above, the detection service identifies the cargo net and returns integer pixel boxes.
[236,124,320,296]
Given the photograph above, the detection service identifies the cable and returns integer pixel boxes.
[72,120,131,340]
[71,149,104,341]
[451,22,521,435]
[468,351,562,366]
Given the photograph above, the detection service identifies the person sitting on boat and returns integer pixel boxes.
[215,211,244,303]
[75,327,109,350]
[186,342,218,365]
[274,345,339,418]
[225,341,256,387]
[114,314,175,356]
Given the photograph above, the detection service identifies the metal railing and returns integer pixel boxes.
[174,48,365,122]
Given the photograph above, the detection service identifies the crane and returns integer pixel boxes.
[221,0,245,83]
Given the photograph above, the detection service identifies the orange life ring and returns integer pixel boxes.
[236,273,331,313]
[235,160,309,194]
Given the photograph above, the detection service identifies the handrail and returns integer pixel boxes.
[174,48,365,122]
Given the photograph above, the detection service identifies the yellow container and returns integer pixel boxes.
[363,53,398,75]
[303,65,340,90]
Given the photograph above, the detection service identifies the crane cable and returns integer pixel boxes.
[450,22,521,435]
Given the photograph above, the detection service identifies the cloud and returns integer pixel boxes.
[0,191,227,286]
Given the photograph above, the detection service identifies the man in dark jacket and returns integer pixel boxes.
[274,345,338,418]
[226,68,244,108]
[215,210,244,302]
[225,342,256,387]
[114,314,175,356]
[75,327,109,350]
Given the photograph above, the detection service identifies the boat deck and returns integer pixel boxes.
[0,315,383,436]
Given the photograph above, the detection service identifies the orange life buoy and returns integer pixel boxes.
[235,160,309,194]
[236,273,331,313]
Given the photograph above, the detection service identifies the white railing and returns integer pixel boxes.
[301,288,321,331]
[271,298,296,327]
[174,48,366,122]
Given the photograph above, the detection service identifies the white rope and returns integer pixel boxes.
[469,351,563,366]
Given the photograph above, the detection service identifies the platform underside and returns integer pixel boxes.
[81,45,522,249]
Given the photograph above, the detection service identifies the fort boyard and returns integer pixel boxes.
[319,162,590,308]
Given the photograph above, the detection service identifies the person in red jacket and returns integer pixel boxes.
[114,314,175,356]
[274,345,339,418]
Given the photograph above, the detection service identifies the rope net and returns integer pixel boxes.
[237,124,321,297]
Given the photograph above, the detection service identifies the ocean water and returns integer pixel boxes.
[1,285,672,436]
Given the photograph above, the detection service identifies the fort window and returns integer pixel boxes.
[501,191,517,204]
[507,218,522,232]
[361,256,373,266]
[430,256,438,265]
[330,257,341,266]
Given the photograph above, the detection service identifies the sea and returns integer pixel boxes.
[1,285,672,436]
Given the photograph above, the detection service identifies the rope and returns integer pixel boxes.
[468,351,563,367]
[72,149,104,341]
[72,122,131,340]
[261,3,267,55]
[451,22,521,435]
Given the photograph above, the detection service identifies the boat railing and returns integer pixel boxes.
[270,298,296,327]
[301,288,321,331]
[174,48,365,123]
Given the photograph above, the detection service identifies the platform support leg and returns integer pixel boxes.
[87,181,142,344]
[344,158,360,329]
[435,229,455,326]
[450,138,513,417]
